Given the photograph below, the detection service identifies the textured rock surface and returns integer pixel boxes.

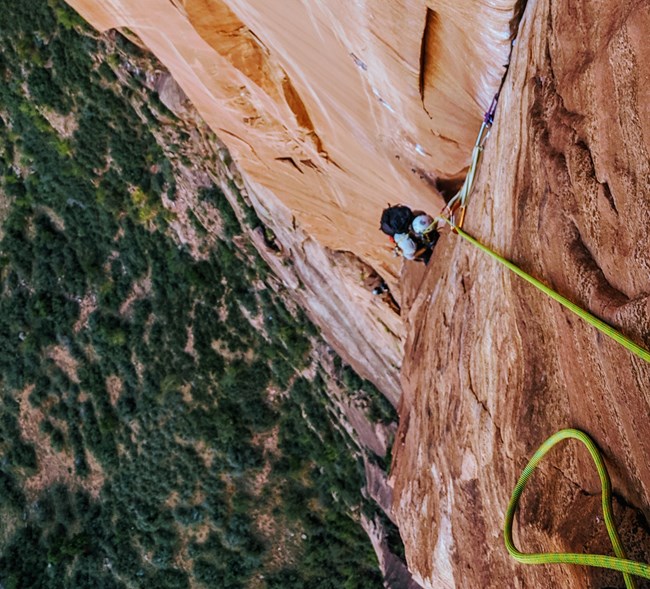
[391,0,650,587]
[244,176,405,403]
[64,0,515,285]
[64,0,650,587]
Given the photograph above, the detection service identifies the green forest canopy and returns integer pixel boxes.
[0,1,399,588]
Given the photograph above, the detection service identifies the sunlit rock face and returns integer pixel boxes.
[64,0,516,409]
[64,0,515,282]
[391,0,650,586]
[64,0,650,587]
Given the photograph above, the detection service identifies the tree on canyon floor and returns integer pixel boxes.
[0,1,401,587]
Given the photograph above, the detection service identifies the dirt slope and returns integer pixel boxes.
[391,0,650,587]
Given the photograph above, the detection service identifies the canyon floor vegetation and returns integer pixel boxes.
[0,2,400,587]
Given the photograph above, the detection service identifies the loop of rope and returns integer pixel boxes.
[505,429,650,588]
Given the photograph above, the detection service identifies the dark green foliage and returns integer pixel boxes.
[0,469,26,511]
[340,365,398,425]
[199,186,241,239]
[0,1,396,588]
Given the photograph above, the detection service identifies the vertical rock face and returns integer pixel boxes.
[63,0,517,410]
[65,0,515,282]
[241,174,406,402]
[64,0,650,587]
[391,0,650,587]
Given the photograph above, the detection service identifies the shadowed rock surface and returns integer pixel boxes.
[392,0,650,587]
[362,513,426,589]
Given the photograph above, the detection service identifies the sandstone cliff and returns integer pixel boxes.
[64,0,515,282]
[64,0,518,425]
[64,0,650,587]
[392,0,650,587]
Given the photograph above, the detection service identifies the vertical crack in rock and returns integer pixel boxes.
[419,8,439,119]
[281,75,325,155]
[509,0,530,38]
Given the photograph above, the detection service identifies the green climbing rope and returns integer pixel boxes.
[435,218,650,364]
[443,119,491,221]
[504,429,650,588]
[427,88,650,589]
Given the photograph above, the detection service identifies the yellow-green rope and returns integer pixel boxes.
[435,218,650,364]
[504,429,650,588]
[428,102,649,587]
[443,120,491,218]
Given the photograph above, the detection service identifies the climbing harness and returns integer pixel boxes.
[505,429,650,588]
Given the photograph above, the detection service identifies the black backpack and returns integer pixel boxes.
[379,205,414,236]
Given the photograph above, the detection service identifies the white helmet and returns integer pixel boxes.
[411,214,434,235]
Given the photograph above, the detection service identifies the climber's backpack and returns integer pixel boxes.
[380,205,414,236]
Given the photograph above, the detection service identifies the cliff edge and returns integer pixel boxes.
[64,0,650,587]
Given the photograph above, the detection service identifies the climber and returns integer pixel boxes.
[379,204,439,263]
[371,280,401,314]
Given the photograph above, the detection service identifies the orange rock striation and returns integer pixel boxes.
[65,0,650,587]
